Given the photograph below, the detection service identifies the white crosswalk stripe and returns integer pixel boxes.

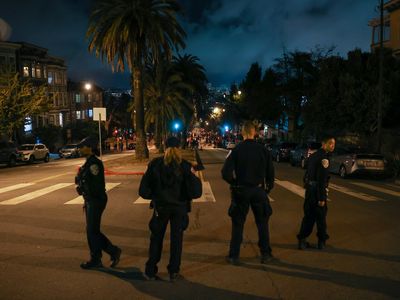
[329,183,381,201]
[0,183,35,194]
[64,182,121,204]
[350,182,400,198]
[0,183,74,205]
[274,179,381,202]
[134,181,216,204]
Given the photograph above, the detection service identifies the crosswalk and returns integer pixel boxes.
[0,178,399,206]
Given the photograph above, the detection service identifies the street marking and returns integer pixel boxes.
[64,182,121,204]
[275,180,305,198]
[329,183,380,202]
[33,172,74,183]
[0,183,35,194]
[274,179,330,202]
[384,183,400,190]
[350,182,400,198]
[134,181,216,204]
[0,183,74,205]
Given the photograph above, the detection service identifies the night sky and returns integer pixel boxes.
[1,0,379,89]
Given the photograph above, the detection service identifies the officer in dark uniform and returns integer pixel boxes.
[75,137,121,269]
[297,135,335,250]
[221,121,274,264]
[139,136,195,281]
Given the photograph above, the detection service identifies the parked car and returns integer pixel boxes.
[290,142,322,168]
[0,141,20,167]
[330,146,386,178]
[18,144,50,163]
[59,144,80,158]
[127,143,136,150]
[271,142,297,162]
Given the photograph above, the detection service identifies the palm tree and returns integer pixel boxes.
[86,0,186,159]
[173,54,208,120]
[144,60,193,152]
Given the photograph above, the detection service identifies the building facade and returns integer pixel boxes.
[369,0,400,57]
[68,81,104,123]
[0,41,68,131]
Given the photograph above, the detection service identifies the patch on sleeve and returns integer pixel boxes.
[321,159,329,169]
[90,164,100,175]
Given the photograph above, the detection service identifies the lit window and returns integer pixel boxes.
[76,111,81,119]
[36,67,41,78]
[88,109,93,118]
[23,66,29,77]
[75,94,80,103]
[43,66,47,78]
[31,65,36,78]
[48,71,53,84]
[82,110,86,119]
[59,113,63,127]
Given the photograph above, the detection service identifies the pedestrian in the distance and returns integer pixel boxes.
[221,120,275,265]
[75,136,121,269]
[297,135,335,250]
[139,136,195,281]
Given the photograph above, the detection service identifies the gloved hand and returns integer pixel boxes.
[76,186,82,195]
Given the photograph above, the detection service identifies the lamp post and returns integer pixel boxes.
[377,0,384,153]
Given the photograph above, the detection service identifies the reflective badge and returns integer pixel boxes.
[90,164,100,175]
[321,159,329,169]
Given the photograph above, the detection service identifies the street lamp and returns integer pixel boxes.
[84,83,92,90]
[238,90,242,96]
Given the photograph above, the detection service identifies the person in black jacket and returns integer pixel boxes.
[75,137,121,269]
[139,136,195,281]
[297,135,335,250]
[221,121,275,264]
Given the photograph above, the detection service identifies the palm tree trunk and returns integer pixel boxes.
[133,66,149,159]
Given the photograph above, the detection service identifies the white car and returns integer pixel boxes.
[18,144,50,163]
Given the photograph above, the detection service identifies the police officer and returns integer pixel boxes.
[297,135,335,250]
[76,137,121,269]
[139,136,194,281]
[221,121,274,264]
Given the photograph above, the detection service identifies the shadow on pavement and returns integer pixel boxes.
[98,267,274,300]
[238,258,400,299]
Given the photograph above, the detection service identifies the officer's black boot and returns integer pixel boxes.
[298,238,310,250]
[260,252,274,264]
[110,246,122,268]
[317,240,326,250]
[80,259,103,269]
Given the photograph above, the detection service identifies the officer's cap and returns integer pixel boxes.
[165,136,180,148]
[77,136,98,149]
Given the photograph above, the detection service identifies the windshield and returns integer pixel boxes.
[64,144,77,149]
[19,145,34,150]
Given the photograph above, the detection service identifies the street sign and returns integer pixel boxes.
[93,107,106,160]
[93,107,106,121]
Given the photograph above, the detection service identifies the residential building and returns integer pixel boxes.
[0,41,68,131]
[369,0,400,57]
[68,80,103,123]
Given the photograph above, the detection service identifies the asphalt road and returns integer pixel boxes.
[0,149,399,300]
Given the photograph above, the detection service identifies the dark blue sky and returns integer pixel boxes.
[1,0,379,89]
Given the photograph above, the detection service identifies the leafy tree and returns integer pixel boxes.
[0,71,49,140]
[87,0,186,159]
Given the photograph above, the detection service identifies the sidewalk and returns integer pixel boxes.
[103,148,197,176]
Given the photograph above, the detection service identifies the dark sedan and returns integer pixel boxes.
[290,142,321,168]
[271,142,297,162]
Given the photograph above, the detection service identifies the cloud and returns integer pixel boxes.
[1,0,378,88]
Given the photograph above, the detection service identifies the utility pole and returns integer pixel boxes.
[377,0,384,153]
